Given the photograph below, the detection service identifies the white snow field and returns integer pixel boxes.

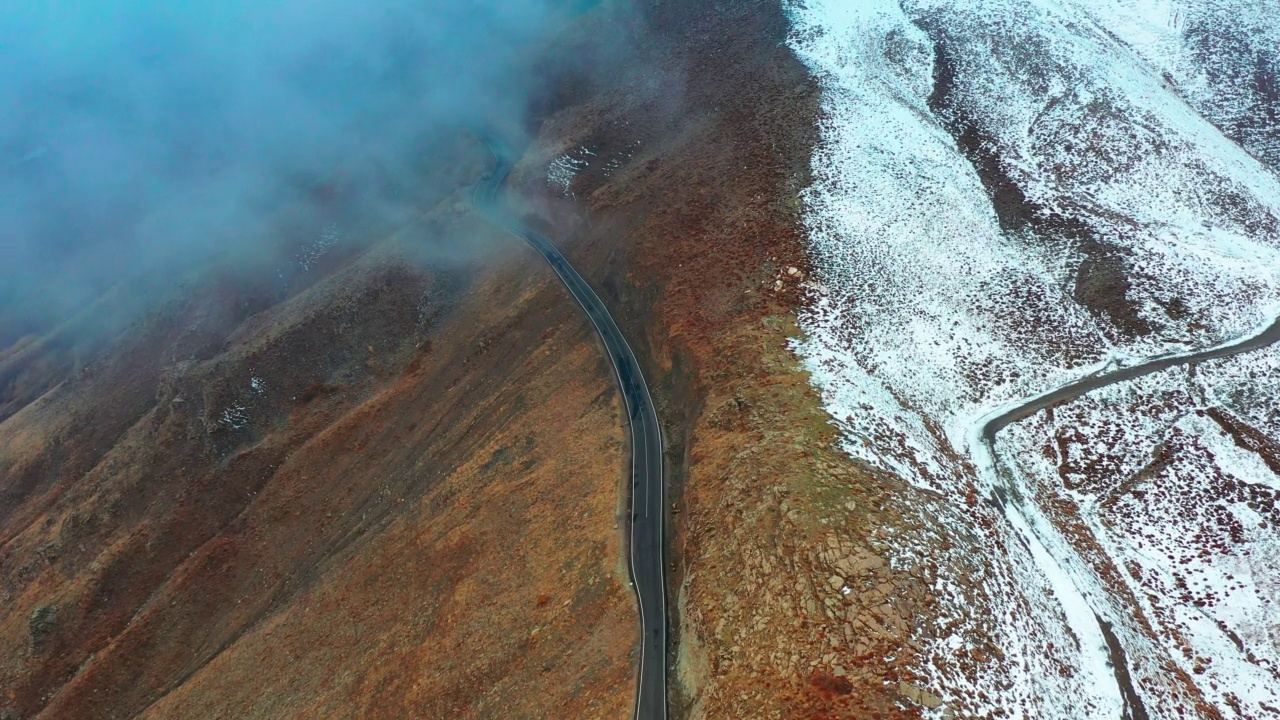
[786,0,1280,717]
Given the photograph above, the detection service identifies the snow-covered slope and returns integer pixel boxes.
[1078,0,1280,171]
[786,0,1280,717]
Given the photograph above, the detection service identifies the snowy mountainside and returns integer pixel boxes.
[786,0,1280,717]
[998,349,1280,716]
[1078,0,1280,171]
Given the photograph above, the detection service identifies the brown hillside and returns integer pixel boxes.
[1,1,946,719]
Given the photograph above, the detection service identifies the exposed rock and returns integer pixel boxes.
[27,605,57,651]
[898,680,944,709]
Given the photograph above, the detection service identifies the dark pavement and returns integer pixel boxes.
[983,314,1280,443]
[473,139,668,720]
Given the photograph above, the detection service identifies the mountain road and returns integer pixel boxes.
[472,139,668,720]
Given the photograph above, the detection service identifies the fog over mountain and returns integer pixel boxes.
[0,0,572,340]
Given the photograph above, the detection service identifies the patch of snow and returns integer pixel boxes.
[298,222,339,272]
[547,146,595,199]
[219,404,249,431]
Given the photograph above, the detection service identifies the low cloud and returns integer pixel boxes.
[0,0,578,340]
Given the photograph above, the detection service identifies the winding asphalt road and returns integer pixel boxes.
[979,314,1280,720]
[472,139,668,720]
[982,315,1280,444]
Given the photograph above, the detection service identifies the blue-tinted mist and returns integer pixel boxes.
[0,0,575,341]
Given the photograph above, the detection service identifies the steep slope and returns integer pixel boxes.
[787,0,1280,717]
[0,78,637,720]
[3,2,858,717]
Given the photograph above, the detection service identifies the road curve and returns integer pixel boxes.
[978,314,1280,720]
[982,315,1280,443]
[472,138,668,720]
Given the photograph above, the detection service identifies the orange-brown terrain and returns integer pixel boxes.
[2,1,951,719]
[519,2,948,718]
[1,133,638,717]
